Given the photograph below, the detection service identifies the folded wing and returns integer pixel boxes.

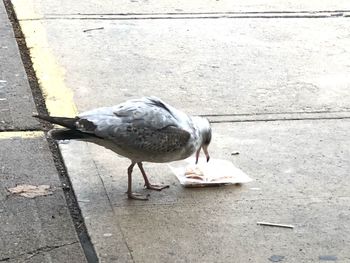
[76,97,191,154]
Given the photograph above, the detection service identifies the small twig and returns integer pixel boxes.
[83,27,104,33]
[257,221,294,229]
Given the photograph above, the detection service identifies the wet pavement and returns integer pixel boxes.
[7,0,350,262]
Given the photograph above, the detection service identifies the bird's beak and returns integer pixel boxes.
[195,146,210,164]
[203,145,210,162]
[195,148,201,164]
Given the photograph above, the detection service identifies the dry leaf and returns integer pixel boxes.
[7,184,53,198]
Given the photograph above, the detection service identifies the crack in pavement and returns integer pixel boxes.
[0,127,42,132]
[88,148,136,262]
[0,241,78,262]
[1,109,350,131]
[202,110,350,123]
[200,110,350,117]
[18,10,350,21]
[209,116,350,123]
[43,9,350,16]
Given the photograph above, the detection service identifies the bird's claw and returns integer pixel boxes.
[127,192,150,200]
[144,184,170,191]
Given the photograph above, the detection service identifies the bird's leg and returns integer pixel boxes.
[127,162,149,200]
[137,162,170,191]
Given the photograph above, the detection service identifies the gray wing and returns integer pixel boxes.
[75,97,191,153]
[109,124,191,154]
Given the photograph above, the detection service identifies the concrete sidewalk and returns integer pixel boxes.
[0,1,87,262]
[9,0,350,262]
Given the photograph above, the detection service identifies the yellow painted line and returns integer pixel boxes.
[12,0,78,117]
[0,131,43,140]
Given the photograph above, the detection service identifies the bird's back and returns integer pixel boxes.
[77,97,197,162]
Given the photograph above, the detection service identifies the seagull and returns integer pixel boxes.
[34,97,212,200]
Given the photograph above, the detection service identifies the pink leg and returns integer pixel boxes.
[137,162,170,191]
[127,162,149,200]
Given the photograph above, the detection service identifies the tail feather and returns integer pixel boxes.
[33,114,78,129]
[48,129,95,140]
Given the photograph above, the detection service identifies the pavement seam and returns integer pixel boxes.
[115,220,136,263]
[209,115,350,123]
[0,127,41,132]
[17,13,350,21]
[0,130,43,140]
[26,241,79,260]
[88,150,136,262]
[0,241,79,262]
[201,110,350,123]
[35,9,350,15]
[91,156,115,210]
[1,113,350,132]
[15,10,350,20]
[200,110,350,117]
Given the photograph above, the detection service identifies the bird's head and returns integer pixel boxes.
[192,117,212,164]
